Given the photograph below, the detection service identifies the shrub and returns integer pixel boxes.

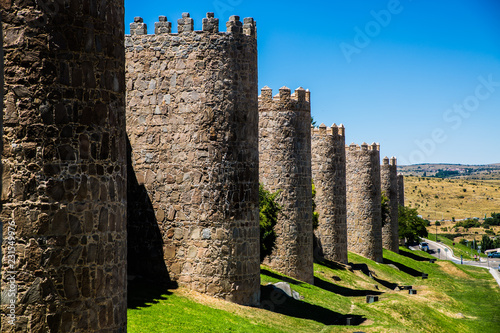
[259,184,281,262]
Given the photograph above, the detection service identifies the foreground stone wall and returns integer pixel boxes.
[398,174,405,207]
[381,157,399,253]
[346,143,383,263]
[125,13,260,305]
[2,1,127,331]
[311,124,347,264]
[259,86,314,284]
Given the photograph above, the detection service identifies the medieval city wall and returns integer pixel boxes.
[381,157,399,253]
[258,86,314,284]
[125,13,261,305]
[346,143,383,263]
[1,1,127,331]
[311,124,348,264]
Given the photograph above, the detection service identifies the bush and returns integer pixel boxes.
[435,221,441,226]
[398,206,428,244]
[259,184,281,262]
[311,180,319,230]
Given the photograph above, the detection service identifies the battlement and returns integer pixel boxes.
[347,142,380,151]
[258,86,310,111]
[311,123,345,137]
[128,13,256,37]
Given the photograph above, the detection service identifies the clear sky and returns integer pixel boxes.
[124,0,500,165]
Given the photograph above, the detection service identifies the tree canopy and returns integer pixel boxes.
[398,205,428,244]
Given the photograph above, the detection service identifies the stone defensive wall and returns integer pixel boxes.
[311,124,348,264]
[398,174,405,207]
[1,1,127,331]
[258,86,314,284]
[346,143,383,263]
[381,157,399,253]
[125,13,260,305]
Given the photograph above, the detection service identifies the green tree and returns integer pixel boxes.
[312,179,319,230]
[398,205,429,244]
[259,184,281,262]
[480,234,495,252]
[381,193,390,227]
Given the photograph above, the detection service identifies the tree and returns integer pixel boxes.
[480,234,495,252]
[259,184,281,262]
[398,205,428,244]
[312,179,319,230]
[311,116,317,127]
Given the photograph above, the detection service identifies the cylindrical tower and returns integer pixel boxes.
[125,13,260,305]
[259,86,314,284]
[2,2,127,331]
[398,174,405,207]
[311,123,347,264]
[346,143,383,263]
[381,157,399,253]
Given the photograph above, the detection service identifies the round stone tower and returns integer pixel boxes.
[346,143,383,263]
[125,13,260,305]
[311,123,348,264]
[259,86,314,284]
[381,157,399,253]
[2,1,127,331]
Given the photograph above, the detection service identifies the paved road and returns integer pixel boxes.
[410,239,500,287]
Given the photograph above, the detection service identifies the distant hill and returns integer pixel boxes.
[398,163,500,179]
[403,175,500,221]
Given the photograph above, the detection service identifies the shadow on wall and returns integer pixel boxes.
[127,137,175,307]
[260,284,366,326]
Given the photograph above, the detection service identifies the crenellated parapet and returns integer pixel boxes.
[311,123,348,264]
[259,86,310,113]
[381,156,399,253]
[127,12,256,40]
[346,142,383,263]
[259,85,314,284]
[311,123,345,137]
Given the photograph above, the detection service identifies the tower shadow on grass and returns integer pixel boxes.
[313,276,383,297]
[260,268,304,285]
[398,248,433,262]
[260,285,366,326]
[127,278,178,309]
[383,258,423,277]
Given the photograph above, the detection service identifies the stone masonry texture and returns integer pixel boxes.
[397,174,405,207]
[381,157,399,253]
[311,124,348,264]
[125,13,260,305]
[259,86,314,284]
[346,143,383,263]
[1,1,127,331]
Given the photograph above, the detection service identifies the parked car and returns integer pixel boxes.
[488,252,500,258]
[419,242,429,252]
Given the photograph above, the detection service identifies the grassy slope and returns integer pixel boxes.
[128,248,500,333]
[404,176,500,221]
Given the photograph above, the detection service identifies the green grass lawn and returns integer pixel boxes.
[128,248,500,332]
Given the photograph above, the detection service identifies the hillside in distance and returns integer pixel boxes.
[398,163,500,179]
[403,175,500,221]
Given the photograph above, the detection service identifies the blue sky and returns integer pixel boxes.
[124,0,500,165]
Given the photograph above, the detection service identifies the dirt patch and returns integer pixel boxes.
[437,261,472,279]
